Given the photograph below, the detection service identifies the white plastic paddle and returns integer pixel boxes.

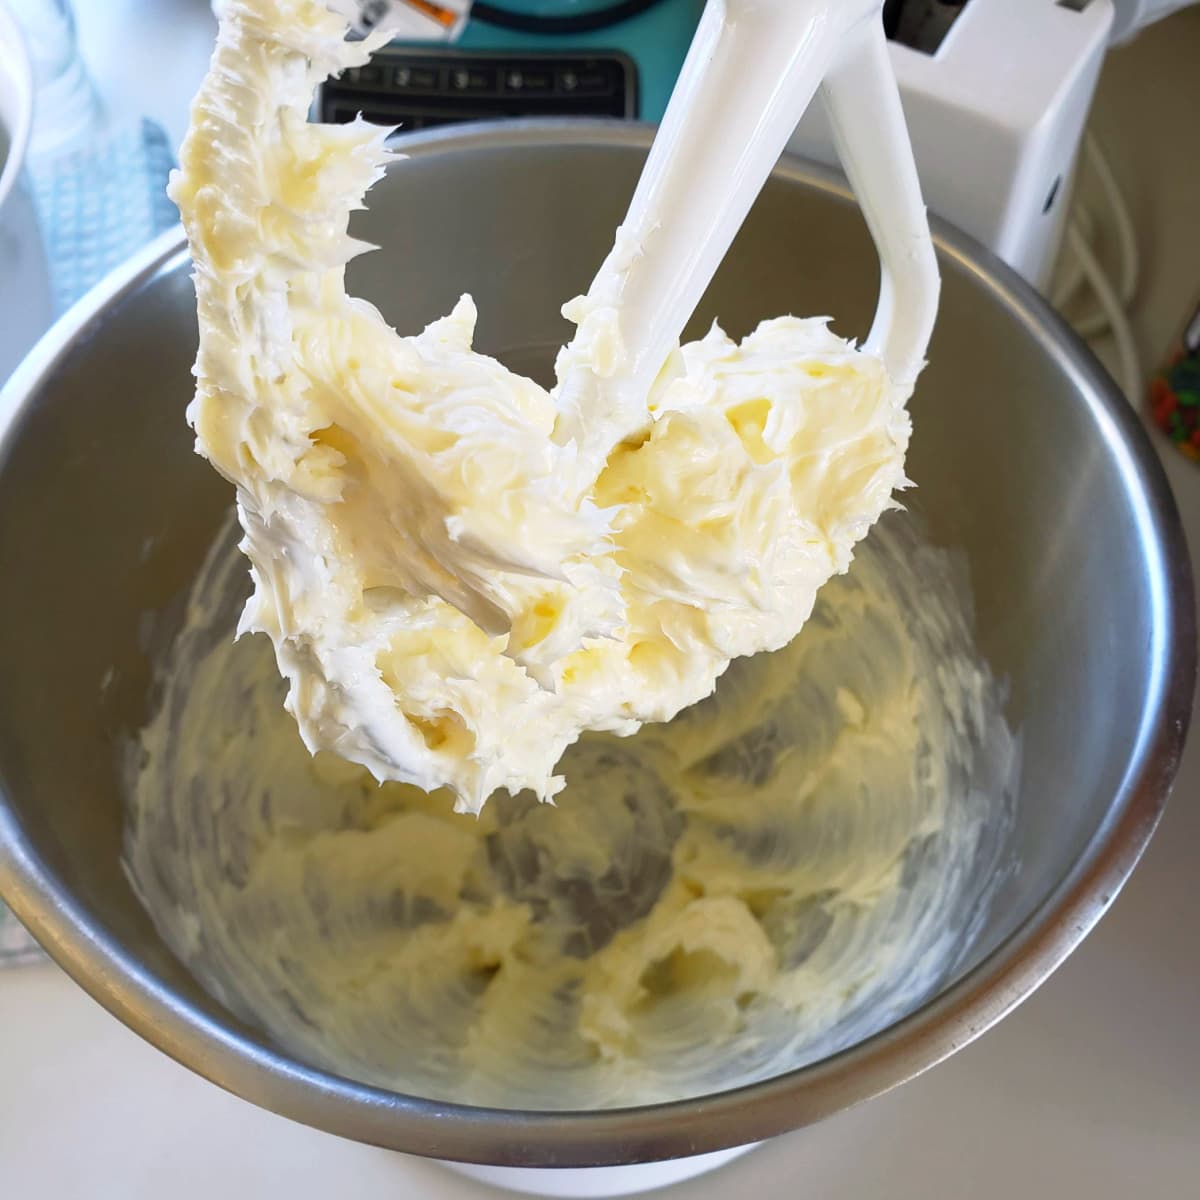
[557,0,940,460]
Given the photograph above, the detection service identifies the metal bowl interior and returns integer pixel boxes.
[0,122,1193,1167]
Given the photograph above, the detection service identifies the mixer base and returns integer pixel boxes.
[436,1143,761,1197]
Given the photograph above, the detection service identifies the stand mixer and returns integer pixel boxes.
[0,2,1192,1199]
[324,0,1197,287]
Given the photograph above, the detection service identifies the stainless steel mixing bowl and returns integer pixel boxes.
[0,123,1193,1167]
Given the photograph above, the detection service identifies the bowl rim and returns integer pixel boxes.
[0,119,1195,1168]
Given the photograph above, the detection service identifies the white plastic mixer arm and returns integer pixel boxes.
[571,0,939,450]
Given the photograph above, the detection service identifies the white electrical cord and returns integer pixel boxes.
[1075,134,1139,324]
[1052,134,1140,318]
[1066,222,1143,403]
[1051,205,1093,314]
[1052,132,1143,403]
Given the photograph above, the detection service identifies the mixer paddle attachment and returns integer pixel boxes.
[553,0,940,469]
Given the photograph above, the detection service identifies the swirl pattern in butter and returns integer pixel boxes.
[125,513,1017,1108]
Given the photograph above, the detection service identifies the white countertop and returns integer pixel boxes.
[2,4,1197,1196]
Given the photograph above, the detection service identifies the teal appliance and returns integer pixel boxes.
[318,0,705,130]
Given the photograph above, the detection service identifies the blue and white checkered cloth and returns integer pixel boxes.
[0,117,177,966]
[30,118,178,316]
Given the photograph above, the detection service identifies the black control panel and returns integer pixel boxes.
[319,49,637,131]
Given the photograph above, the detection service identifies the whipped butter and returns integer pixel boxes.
[169,0,913,810]
[125,513,1018,1109]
